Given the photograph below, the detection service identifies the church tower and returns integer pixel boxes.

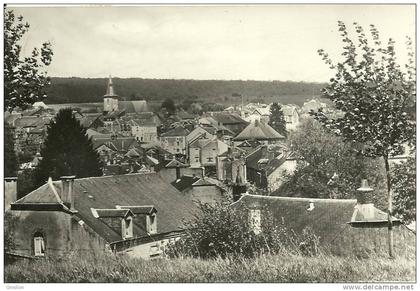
[103,76,119,113]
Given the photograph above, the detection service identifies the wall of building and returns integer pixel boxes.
[104,97,118,112]
[267,159,297,192]
[161,136,186,155]
[157,167,203,183]
[285,112,300,132]
[122,236,181,259]
[5,179,17,211]
[132,125,158,143]
[8,210,110,258]
[189,147,201,168]
[332,225,415,258]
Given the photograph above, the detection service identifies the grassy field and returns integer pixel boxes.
[4,252,415,283]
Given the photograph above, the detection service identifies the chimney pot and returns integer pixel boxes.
[60,175,76,210]
[4,177,18,212]
[356,179,373,204]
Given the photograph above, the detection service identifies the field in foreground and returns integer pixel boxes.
[5,252,415,283]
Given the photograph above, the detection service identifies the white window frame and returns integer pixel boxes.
[146,214,157,234]
[122,216,133,239]
[34,235,45,257]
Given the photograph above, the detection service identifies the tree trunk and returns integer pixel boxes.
[384,156,394,258]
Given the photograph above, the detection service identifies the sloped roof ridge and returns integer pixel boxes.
[246,194,357,203]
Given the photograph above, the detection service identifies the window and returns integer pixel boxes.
[122,217,133,239]
[249,209,261,235]
[147,214,157,234]
[33,232,45,257]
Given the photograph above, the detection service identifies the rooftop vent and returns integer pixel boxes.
[307,201,315,211]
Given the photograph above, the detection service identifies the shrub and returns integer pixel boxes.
[167,201,313,259]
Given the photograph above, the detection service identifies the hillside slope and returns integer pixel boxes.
[45,77,327,106]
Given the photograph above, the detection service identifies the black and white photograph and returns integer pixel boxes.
[2,2,416,287]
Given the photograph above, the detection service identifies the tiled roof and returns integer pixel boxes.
[171,175,201,192]
[234,120,285,141]
[211,113,248,125]
[95,209,133,218]
[165,159,189,168]
[160,126,190,137]
[92,137,139,152]
[232,195,401,247]
[12,173,198,243]
[118,205,157,215]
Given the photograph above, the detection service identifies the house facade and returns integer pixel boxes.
[189,138,229,168]
[6,173,198,260]
[160,127,190,155]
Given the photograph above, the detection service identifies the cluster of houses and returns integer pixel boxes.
[4,77,414,261]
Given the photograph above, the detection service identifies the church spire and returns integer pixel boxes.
[104,75,118,97]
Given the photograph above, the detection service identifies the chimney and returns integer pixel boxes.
[60,176,76,210]
[355,179,375,220]
[4,177,17,212]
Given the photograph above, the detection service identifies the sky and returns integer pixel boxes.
[7,4,416,82]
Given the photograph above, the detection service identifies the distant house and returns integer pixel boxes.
[171,175,223,205]
[186,126,217,145]
[242,106,271,124]
[189,138,229,169]
[232,194,413,256]
[201,113,248,136]
[7,174,198,260]
[245,145,295,192]
[11,115,52,156]
[156,158,202,183]
[160,127,190,155]
[301,98,328,115]
[281,105,300,132]
[129,119,158,143]
[216,155,247,184]
[233,120,285,146]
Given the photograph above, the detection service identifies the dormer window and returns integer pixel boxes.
[147,213,157,234]
[123,216,133,239]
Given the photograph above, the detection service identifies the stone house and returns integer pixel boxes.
[231,189,414,256]
[245,145,295,192]
[200,113,248,136]
[186,126,217,146]
[171,175,223,205]
[129,119,158,143]
[156,158,203,184]
[6,173,197,260]
[188,138,229,168]
[160,127,190,155]
[233,120,285,147]
[281,105,300,132]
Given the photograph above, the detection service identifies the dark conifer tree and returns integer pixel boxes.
[4,124,17,177]
[34,108,102,186]
[268,102,287,138]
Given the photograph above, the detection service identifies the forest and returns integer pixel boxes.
[44,77,326,106]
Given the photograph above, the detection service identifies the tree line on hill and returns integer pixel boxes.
[44,77,327,106]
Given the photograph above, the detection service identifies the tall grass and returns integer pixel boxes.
[5,251,415,283]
